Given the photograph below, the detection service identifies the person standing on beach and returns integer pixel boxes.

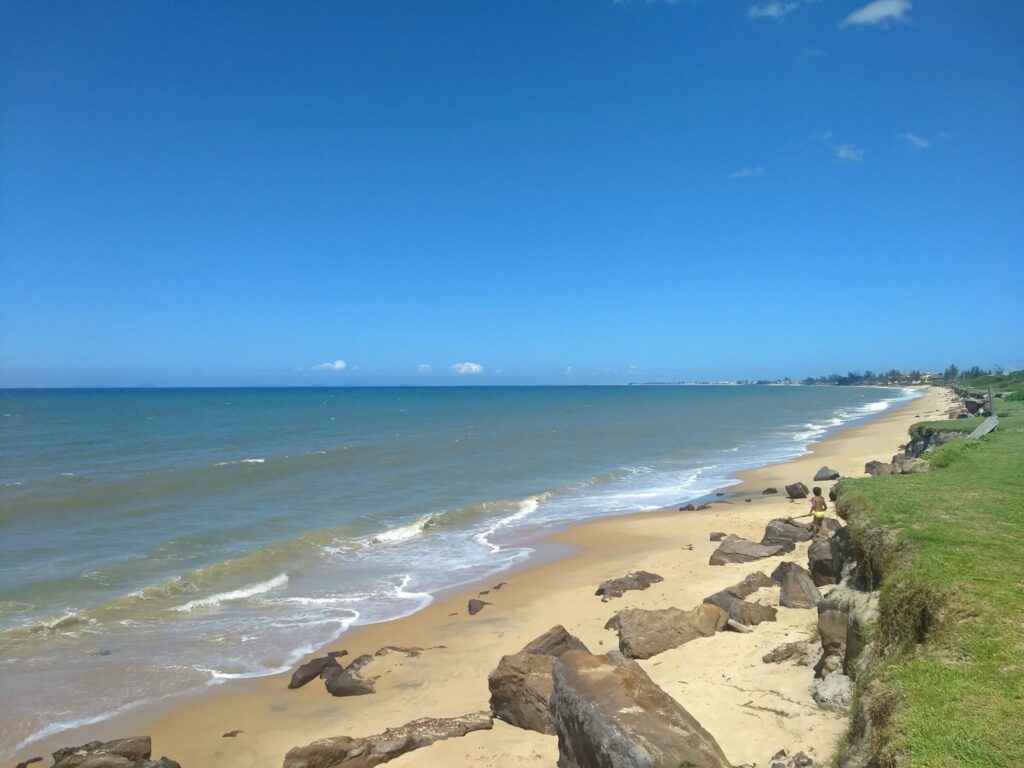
[809,486,828,536]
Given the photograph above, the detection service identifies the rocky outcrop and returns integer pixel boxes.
[323,665,376,697]
[289,655,341,689]
[488,625,589,734]
[813,466,840,481]
[891,456,930,474]
[701,571,777,629]
[708,535,788,565]
[704,570,774,603]
[771,562,822,609]
[549,650,733,768]
[785,482,810,499]
[762,487,778,495]
[595,571,664,601]
[51,738,179,768]
[605,604,727,659]
[816,585,879,680]
[760,518,812,549]
[282,712,493,768]
[807,538,836,586]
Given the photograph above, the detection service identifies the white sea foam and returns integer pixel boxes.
[174,573,289,612]
[367,513,438,545]
[212,458,265,466]
[473,494,547,554]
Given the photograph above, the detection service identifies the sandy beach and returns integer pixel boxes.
[17,386,957,768]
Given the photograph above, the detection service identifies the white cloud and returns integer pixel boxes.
[451,362,484,375]
[902,131,930,150]
[565,366,573,376]
[841,0,911,27]
[312,359,347,371]
[726,166,766,179]
[836,143,865,162]
[748,2,798,19]
[417,363,432,374]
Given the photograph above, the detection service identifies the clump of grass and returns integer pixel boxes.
[925,438,982,468]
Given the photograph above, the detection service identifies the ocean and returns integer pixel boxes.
[0,385,919,756]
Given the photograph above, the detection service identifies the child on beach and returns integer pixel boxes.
[809,486,828,537]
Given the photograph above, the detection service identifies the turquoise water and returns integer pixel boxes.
[0,385,918,755]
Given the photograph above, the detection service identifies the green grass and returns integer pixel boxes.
[838,394,1024,767]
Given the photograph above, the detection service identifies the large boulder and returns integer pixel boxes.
[709,535,787,565]
[595,571,664,601]
[605,604,727,659]
[808,538,837,586]
[771,562,822,609]
[814,466,841,481]
[52,738,154,768]
[283,712,493,768]
[785,482,810,499]
[550,650,733,768]
[864,460,892,476]
[704,570,774,603]
[760,518,813,549]
[488,625,589,734]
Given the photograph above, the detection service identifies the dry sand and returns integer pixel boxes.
[20,387,957,768]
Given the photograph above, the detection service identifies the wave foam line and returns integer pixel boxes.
[174,573,289,612]
[473,494,548,554]
[212,458,265,466]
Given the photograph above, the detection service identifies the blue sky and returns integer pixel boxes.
[1,0,1022,386]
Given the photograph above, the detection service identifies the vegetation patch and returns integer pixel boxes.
[836,385,1024,768]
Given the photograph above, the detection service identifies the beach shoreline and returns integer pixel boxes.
[12,386,957,768]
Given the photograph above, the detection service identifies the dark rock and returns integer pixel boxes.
[745,498,752,503]
[828,485,838,502]
[771,562,822,609]
[374,646,429,658]
[709,536,787,565]
[594,570,664,601]
[724,599,777,627]
[808,538,836,586]
[813,466,840,481]
[761,518,812,548]
[680,504,697,511]
[52,737,152,768]
[772,748,788,760]
[289,655,340,689]
[550,650,733,768]
[709,531,728,541]
[492,582,508,590]
[322,665,376,697]
[605,604,727,659]
[696,503,713,510]
[864,460,892,476]
[15,759,42,768]
[785,482,810,499]
[488,625,589,734]
[138,759,181,768]
[792,751,815,767]
[762,487,778,495]
[468,598,490,615]
[703,570,774,605]
[283,712,493,768]
[327,650,349,658]
[222,730,243,738]
[344,653,375,676]
[762,642,808,664]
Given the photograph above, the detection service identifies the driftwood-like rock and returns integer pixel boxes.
[594,570,664,601]
[762,641,809,664]
[605,604,727,659]
[771,562,822,609]
[488,625,589,734]
[282,712,494,768]
[550,650,733,768]
[708,536,787,565]
[51,737,158,768]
